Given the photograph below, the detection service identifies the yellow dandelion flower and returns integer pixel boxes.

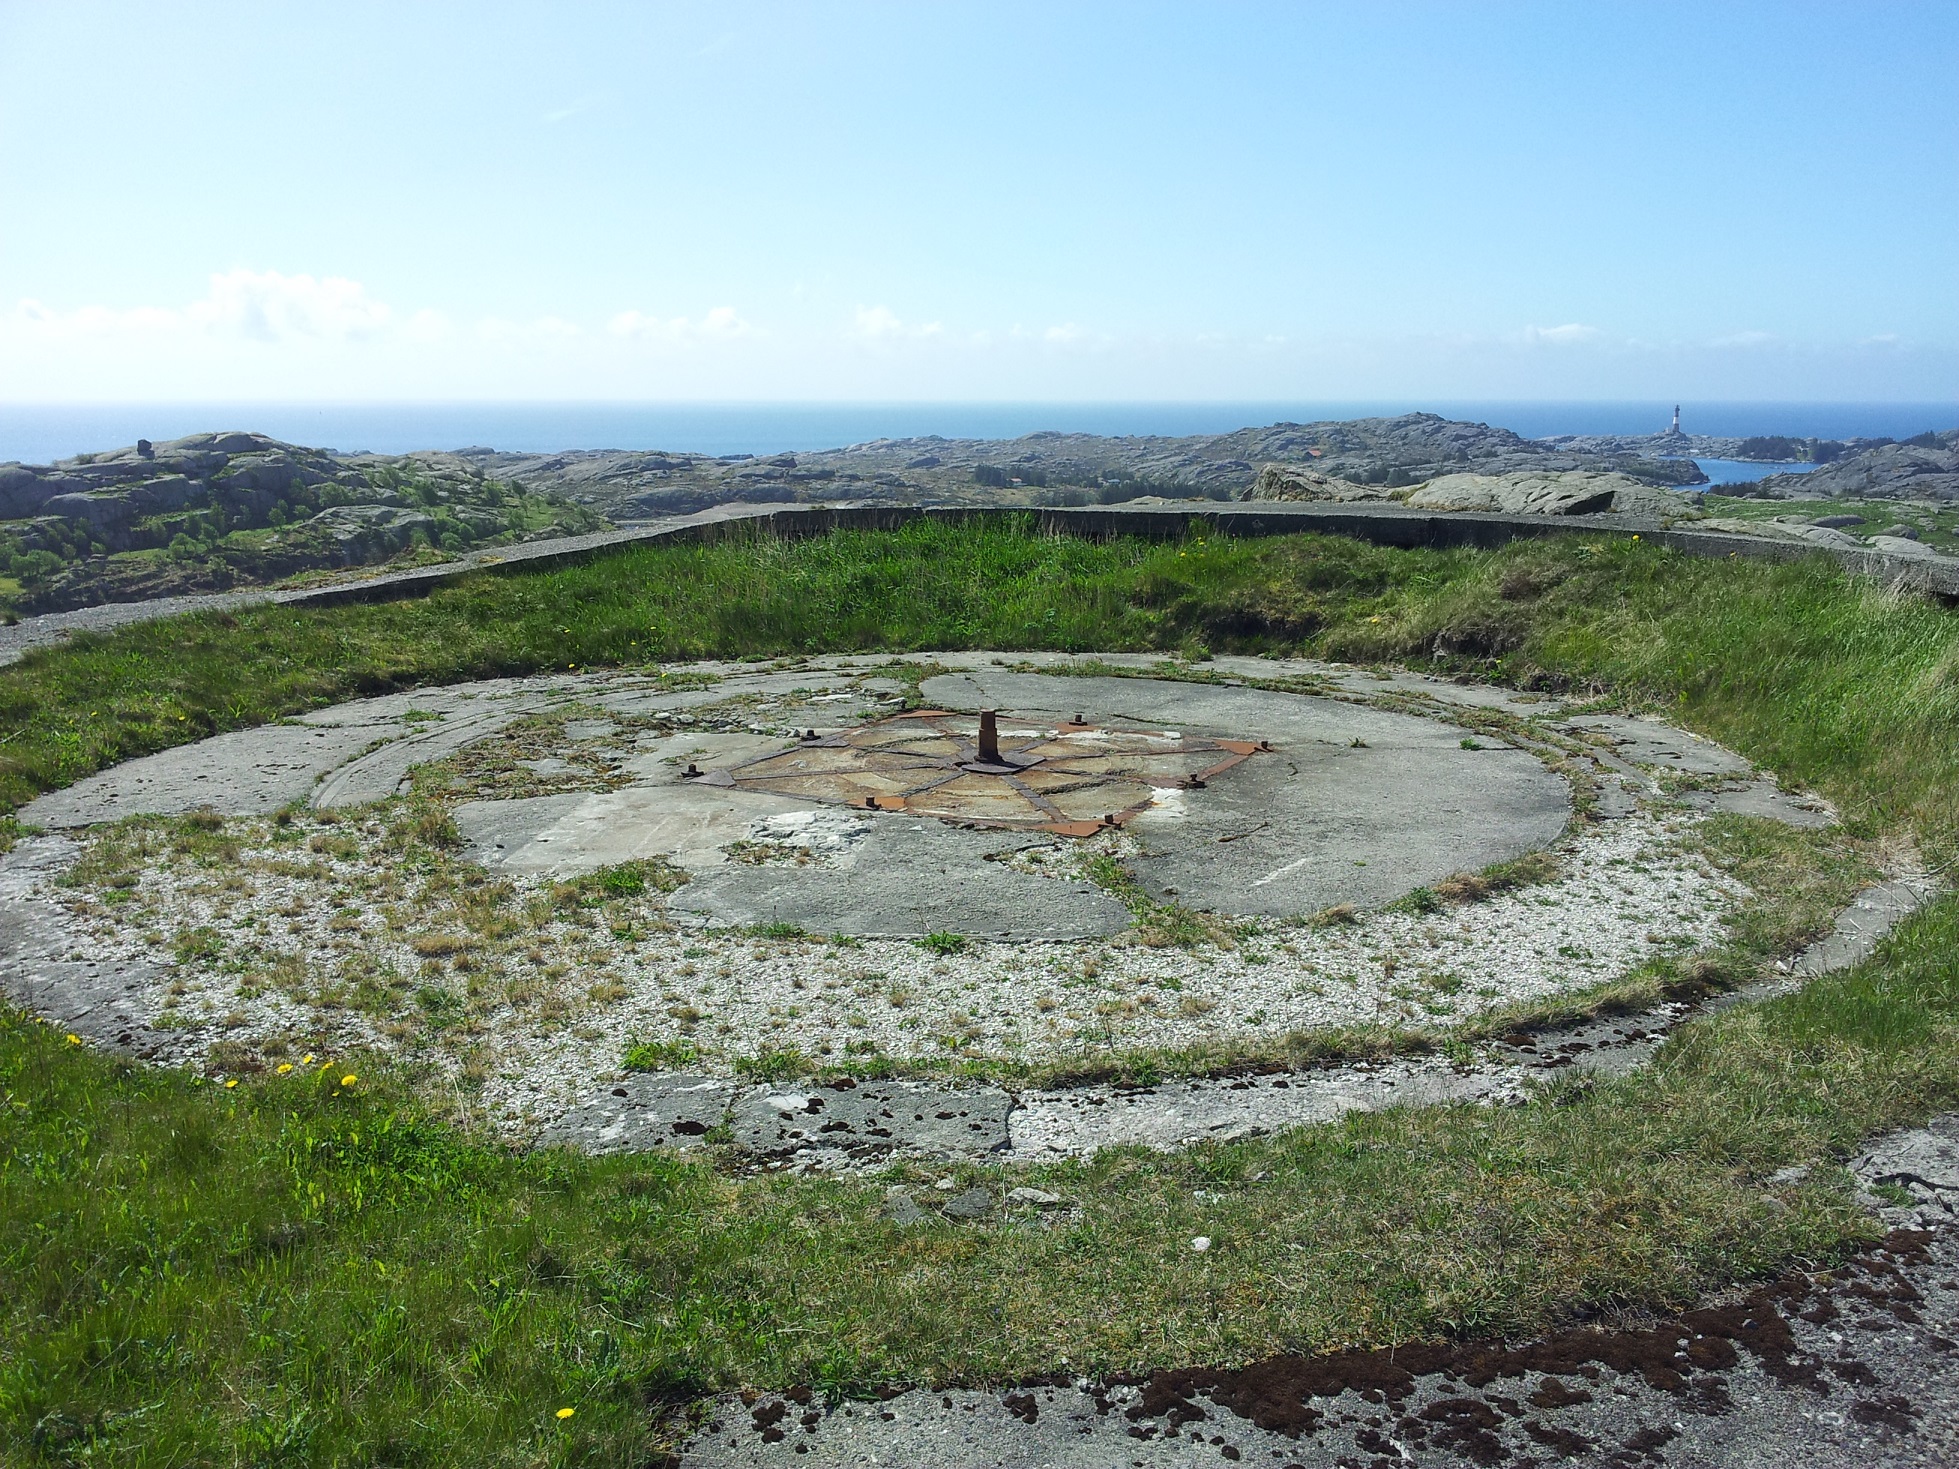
[341,1074,358,1087]
[225,1079,239,1088]
[302,1054,315,1065]
[556,1407,576,1420]
[277,1063,293,1074]
[65,1033,82,1045]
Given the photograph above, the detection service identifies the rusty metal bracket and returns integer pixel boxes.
[682,709,1268,836]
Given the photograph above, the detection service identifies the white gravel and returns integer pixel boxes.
[32,794,1743,1139]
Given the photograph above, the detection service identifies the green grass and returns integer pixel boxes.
[3,519,1959,1463]
[7,901,1956,1464]
[1701,493,1959,552]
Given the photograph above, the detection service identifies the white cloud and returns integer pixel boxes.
[1522,322,1603,346]
[608,306,753,343]
[1709,330,1776,348]
[848,305,941,342]
[200,269,392,340]
[404,308,451,342]
[11,269,393,342]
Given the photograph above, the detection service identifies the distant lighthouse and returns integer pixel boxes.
[1670,404,1682,435]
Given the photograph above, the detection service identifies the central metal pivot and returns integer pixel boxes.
[978,708,1002,765]
[962,708,1035,775]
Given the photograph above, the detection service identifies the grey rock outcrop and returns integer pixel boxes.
[1406,470,1700,517]
[450,412,1706,523]
[1,433,601,615]
[1757,436,1959,502]
[305,504,440,564]
[1248,465,1704,519]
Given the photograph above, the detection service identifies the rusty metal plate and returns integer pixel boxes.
[691,709,1267,835]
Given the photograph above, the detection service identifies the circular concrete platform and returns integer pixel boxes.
[12,650,1826,1146]
[22,658,1572,938]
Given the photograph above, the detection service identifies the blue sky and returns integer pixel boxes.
[1,0,1954,402]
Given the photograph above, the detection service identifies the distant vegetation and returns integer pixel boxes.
[1734,435,1828,463]
[1731,432,1945,464]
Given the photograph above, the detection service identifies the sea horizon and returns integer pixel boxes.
[2,399,1954,467]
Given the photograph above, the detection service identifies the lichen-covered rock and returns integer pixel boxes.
[1405,470,1688,517]
[1245,464,1390,502]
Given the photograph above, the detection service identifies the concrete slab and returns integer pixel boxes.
[19,721,389,827]
[672,815,1134,938]
[0,838,176,1057]
[679,1214,1959,1468]
[312,705,538,808]
[1559,713,1754,777]
[531,1073,1013,1164]
[920,670,1571,916]
[454,782,820,877]
[535,1074,738,1153]
[1009,1061,1516,1156]
[731,1079,1013,1160]
[1689,777,1836,828]
[1791,876,1940,977]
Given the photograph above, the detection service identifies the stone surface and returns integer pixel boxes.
[880,1187,927,1225]
[0,838,175,1058]
[1757,435,1959,502]
[1405,469,1695,517]
[730,1079,1014,1162]
[0,431,602,616]
[1860,1117,1959,1231]
[536,1074,737,1153]
[940,1186,996,1220]
[20,720,390,827]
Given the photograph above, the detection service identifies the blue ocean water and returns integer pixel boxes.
[1689,458,1822,487]
[0,400,1951,468]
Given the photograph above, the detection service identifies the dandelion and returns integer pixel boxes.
[277,1063,293,1074]
[302,1053,315,1065]
[341,1074,358,1088]
[556,1408,576,1420]
[65,1033,82,1045]
[225,1078,239,1088]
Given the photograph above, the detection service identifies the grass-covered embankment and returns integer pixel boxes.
[3,519,1958,1464]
